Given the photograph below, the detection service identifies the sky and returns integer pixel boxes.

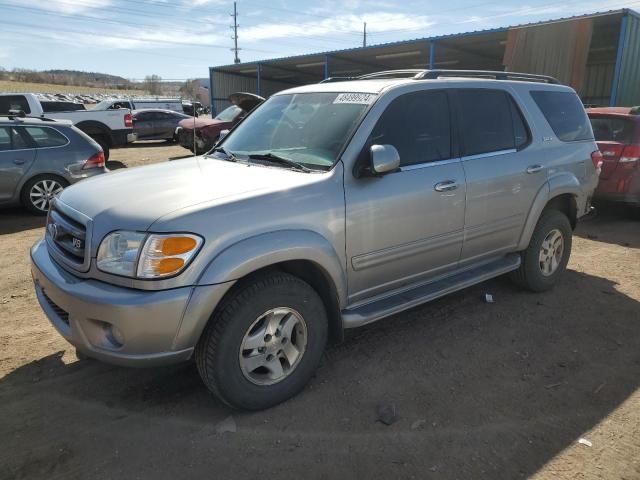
[0,0,636,81]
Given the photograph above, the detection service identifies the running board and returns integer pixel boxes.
[341,254,521,328]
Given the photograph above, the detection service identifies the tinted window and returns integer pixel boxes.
[11,127,29,149]
[0,127,10,151]
[369,90,451,166]
[0,95,31,114]
[531,91,593,142]
[510,100,530,148]
[457,89,515,156]
[589,117,633,143]
[135,112,154,122]
[23,127,68,148]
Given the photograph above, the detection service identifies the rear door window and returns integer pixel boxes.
[0,95,31,114]
[23,127,68,148]
[369,90,451,166]
[456,89,519,156]
[589,117,633,143]
[531,91,593,142]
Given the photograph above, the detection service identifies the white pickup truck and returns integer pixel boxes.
[0,93,137,159]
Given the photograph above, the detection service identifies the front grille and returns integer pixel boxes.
[42,291,69,325]
[47,206,87,267]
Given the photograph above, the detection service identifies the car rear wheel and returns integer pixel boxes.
[21,175,68,215]
[510,209,572,292]
[195,272,328,410]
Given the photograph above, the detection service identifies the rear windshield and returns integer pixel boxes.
[0,95,31,114]
[530,91,593,142]
[589,116,634,143]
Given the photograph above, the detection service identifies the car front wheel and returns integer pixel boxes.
[195,272,328,410]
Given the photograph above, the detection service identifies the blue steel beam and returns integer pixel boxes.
[610,13,628,106]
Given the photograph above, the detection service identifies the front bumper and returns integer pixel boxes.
[30,239,231,367]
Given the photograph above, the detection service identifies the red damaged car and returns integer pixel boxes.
[176,92,264,154]
[587,106,640,211]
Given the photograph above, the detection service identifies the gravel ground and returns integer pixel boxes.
[0,141,638,480]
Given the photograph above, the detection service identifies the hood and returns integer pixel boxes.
[178,116,224,130]
[57,157,321,238]
[228,92,264,112]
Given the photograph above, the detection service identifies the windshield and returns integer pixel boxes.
[218,92,374,170]
[215,105,243,122]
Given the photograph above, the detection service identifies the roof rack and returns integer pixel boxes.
[319,76,358,84]
[357,69,427,80]
[416,69,560,84]
[2,111,58,122]
[318,69,561,85]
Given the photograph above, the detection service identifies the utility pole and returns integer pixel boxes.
[363,22,367,47]
[231,1,241,64]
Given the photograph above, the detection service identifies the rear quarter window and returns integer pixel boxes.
[530,91,593,142]
[23,126,69,148]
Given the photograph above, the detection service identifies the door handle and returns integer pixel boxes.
[434,180,458,192]
[13,159,26,165]
[526,165,543,174]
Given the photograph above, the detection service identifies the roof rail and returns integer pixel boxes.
[341,69,560,84]
[357,70,425,80]
[319,76,358,84]
[2,112,58,122]
[417,69,561,84]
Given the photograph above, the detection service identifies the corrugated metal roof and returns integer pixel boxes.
[212,8,637,70]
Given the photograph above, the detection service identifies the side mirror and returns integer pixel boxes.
[370,144,400,174]
[218,129,230,142]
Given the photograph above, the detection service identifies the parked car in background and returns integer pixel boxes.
[176,92,264,154]
[587,106,640,210]
[92,98,183,113]
[0,114,106,215]
[182,101,203,117]
[132,109,191,141]
[31,70,599,410]
[0,93,136,160]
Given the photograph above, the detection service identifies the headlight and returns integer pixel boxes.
[97,231,203,279]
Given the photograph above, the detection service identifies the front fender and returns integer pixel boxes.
[517,172,583,251]
[197,229,348,307]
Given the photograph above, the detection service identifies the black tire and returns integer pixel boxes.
[510,209,572,292]
[195,272,328,410]
[20,174,69,215]
[93,135,110,160]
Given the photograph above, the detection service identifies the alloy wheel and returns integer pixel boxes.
[538,228,564,276]
[29,179,64,213]
[239,307,308,386]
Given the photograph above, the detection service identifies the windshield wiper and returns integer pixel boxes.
[210,146,237,162]
[246,152,312,172]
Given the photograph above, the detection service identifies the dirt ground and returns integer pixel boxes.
[1,142,639,480]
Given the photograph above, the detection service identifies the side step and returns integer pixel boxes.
[342,254,521,328]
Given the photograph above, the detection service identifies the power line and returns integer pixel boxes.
[0,18,275,52]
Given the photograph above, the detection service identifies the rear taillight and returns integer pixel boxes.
[124,113,133,128]
[620,144,640,165]
[591,150,604,169]
[83,151,105,169]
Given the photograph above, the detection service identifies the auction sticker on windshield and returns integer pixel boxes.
[333,93,377,105]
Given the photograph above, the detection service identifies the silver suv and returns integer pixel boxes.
[31,70,599,410]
